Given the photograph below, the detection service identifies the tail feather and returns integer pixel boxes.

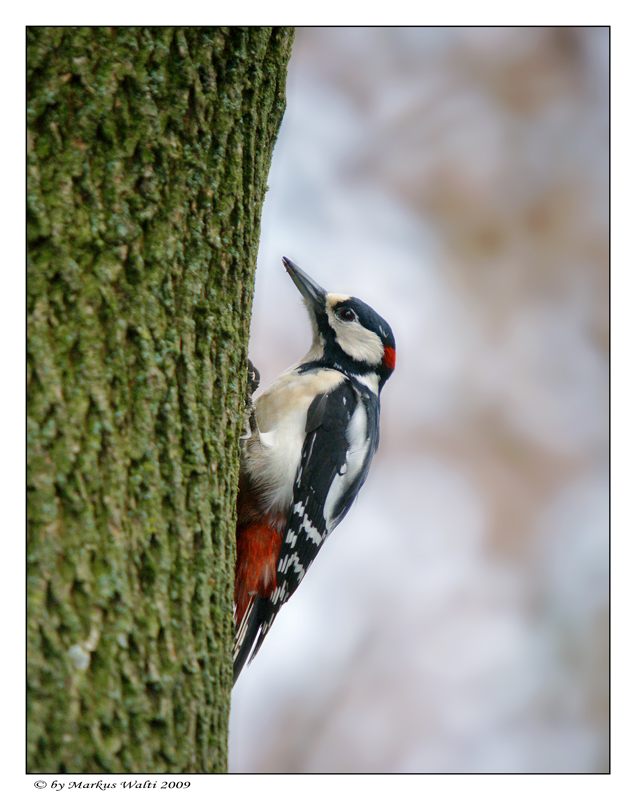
[233,596,268,685]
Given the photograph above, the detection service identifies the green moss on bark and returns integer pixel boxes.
[27,25,294,774]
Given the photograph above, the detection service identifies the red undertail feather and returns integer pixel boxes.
[235,519,283,628]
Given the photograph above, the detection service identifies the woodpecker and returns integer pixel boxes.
[233,257,395,684]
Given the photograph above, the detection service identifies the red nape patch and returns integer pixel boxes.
[383,346,396,371]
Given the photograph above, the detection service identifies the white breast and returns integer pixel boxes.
[247,368,346,516]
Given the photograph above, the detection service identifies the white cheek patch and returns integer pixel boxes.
[335,325,384,365]
[325,297,384,366]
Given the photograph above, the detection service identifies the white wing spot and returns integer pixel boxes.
[323,398,370,527]
[300,514,323,545]
[272,583,288,604]
[281,553,306,580]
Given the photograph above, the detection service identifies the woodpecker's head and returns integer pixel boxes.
[283,257,396,390]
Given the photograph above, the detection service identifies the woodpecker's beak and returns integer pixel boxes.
[282,257,327,310]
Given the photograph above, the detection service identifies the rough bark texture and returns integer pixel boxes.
[27,26,294,774]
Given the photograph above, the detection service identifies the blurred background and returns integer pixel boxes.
[229,27,609,773]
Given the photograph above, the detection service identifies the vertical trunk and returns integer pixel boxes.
[27,25,294,774]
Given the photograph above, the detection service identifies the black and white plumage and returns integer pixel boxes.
[233,257,395,684]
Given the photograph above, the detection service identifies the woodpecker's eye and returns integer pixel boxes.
[337,307,357,322]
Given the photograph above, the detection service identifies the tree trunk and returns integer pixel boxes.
[27,25,294,774]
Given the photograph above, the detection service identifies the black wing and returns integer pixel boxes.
[247,378,380,663]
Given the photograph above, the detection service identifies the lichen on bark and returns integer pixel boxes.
[27,25,294,774]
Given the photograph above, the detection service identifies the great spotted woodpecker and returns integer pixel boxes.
[233,257,395,684]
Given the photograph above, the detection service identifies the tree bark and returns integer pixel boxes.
[27,25,294,774]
